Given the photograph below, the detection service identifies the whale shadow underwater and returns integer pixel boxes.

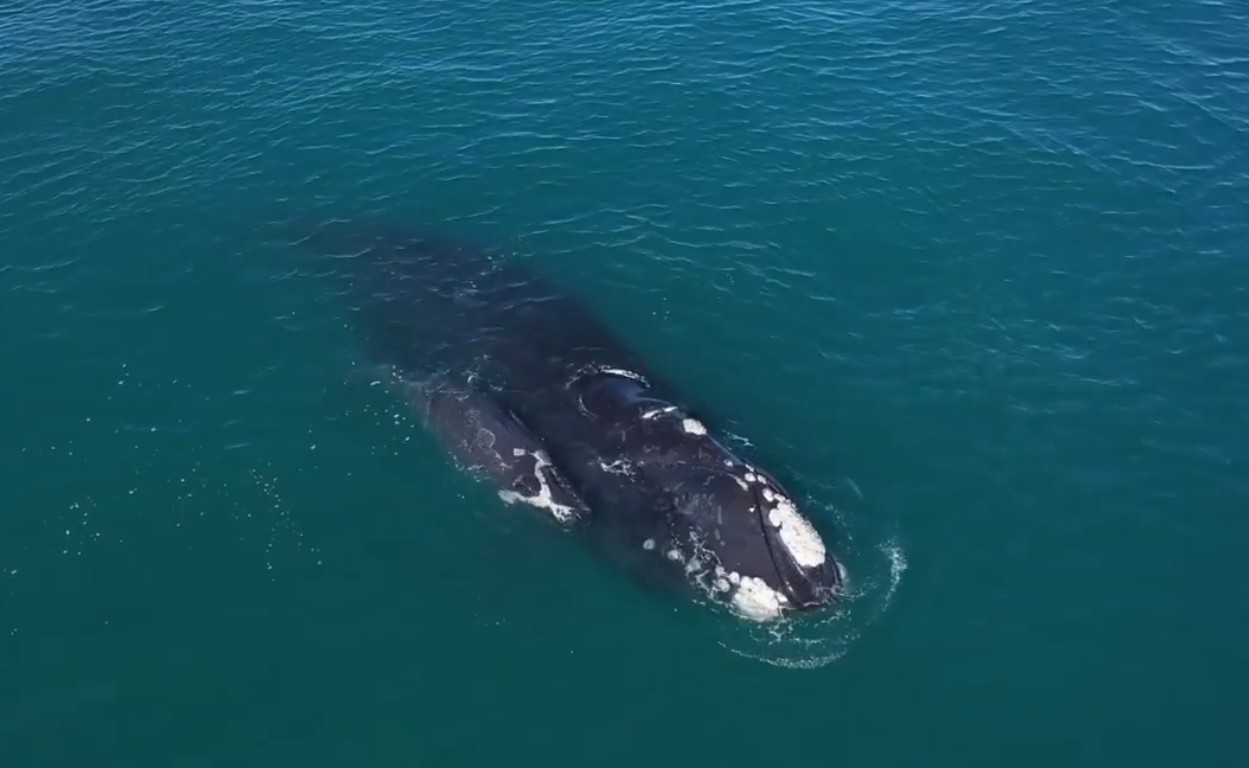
[295,220,846,622]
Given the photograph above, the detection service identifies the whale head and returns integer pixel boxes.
[576,370,845,621]
[651,460,844,621]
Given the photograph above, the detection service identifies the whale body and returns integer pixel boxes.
[299,222,845,621]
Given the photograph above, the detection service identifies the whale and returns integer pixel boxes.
[297,221,845,621]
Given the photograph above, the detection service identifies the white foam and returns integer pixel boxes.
[596,366,647,384]
[598,458,633,475]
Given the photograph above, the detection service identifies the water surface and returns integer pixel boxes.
[2,0,1246,765]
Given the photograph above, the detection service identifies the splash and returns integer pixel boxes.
[246,468,324,577]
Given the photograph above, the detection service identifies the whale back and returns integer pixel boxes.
[302,223,661,395]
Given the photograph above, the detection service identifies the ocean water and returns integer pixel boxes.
[2,0,1246,765]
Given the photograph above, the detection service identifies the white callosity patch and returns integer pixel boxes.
[496,449,580,525]
[738,464,827,570]
[681,418,707,436]
[731,575,789,621]
[642,538,656,551]
[766,496,826,568]
[641,406,678,420]
[675,533,787,622]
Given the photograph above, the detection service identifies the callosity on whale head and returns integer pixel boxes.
[575,369,846,621]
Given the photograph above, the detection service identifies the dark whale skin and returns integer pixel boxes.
[299,222,845,621]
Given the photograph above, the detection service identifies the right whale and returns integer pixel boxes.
[298,221,846,621]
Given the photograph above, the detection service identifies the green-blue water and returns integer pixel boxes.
[3,0,1246,764]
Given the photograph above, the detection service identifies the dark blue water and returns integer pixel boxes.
[3,1,1246,765]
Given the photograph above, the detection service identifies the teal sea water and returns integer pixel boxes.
[3,0,1247,764]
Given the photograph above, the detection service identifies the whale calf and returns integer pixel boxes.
[299,222,845,621]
